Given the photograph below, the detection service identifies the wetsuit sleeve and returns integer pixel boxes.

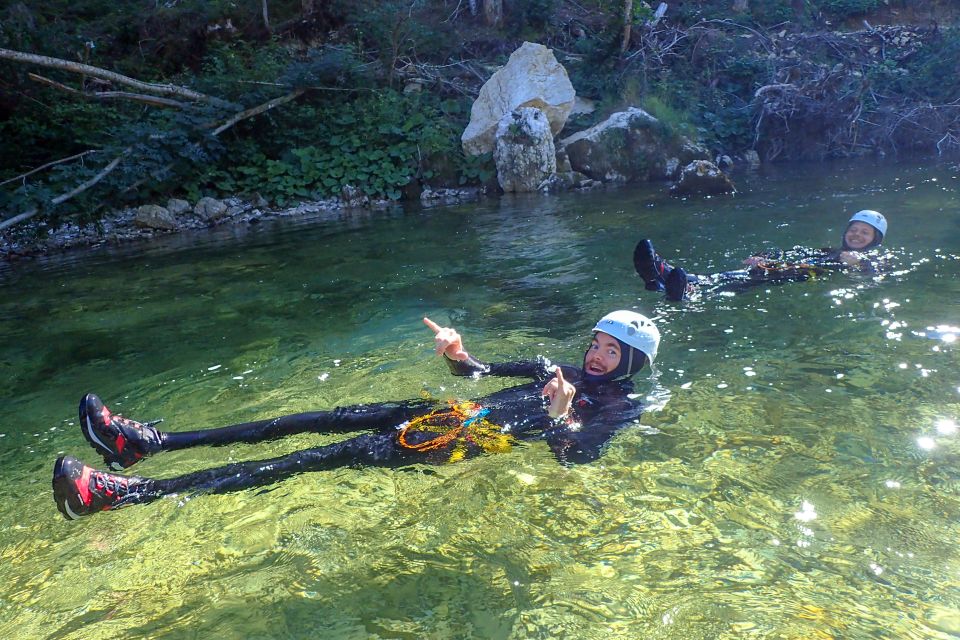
[444,354,554,381]
[541,390,643,465]
[820,248,879,273]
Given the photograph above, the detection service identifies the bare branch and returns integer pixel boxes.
[0,47,237,109]
[0,149,129,232]
[211,88,306,136]
[0,150,101,188]
[28,73,189,108]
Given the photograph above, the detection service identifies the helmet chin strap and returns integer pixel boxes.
[582,339,645,383]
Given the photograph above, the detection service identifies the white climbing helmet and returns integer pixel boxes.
[848,210,887,241]
[592,310,660,363]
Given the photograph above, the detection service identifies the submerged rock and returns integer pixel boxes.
[669,160,736,196]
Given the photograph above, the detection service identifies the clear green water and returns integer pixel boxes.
[1,159,958,639]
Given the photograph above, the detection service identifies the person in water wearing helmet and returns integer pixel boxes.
[52,311,661,520]
[634,210,888,301]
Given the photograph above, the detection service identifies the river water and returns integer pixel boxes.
[0,159,958,639]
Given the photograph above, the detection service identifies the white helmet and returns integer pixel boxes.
[848,210,887,240]
[592,310,660,362]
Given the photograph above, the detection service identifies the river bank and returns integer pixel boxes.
[0,186,485,264]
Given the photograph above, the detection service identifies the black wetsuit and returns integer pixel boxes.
[121,355,644,505]
[684,245,882,295]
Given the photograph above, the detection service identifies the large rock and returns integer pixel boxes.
[461,42,575,156]
[494,107,556,192]
[166,198,191,216]
[194,197,228,222]
[559,107,707,183]
[669,160,736,196]
[134,205,177,230]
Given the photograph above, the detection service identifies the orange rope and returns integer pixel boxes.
[397,401,515,458]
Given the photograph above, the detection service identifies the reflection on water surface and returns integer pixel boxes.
[0,160,958,639]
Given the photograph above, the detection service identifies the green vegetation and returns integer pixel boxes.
[0,0,958,231]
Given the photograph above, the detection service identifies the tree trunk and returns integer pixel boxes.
[732,0,749,13]
[262,0,271,34]
[483,0,502,27]
[620,0,633,54]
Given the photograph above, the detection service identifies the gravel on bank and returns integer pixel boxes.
[0,187,481,265]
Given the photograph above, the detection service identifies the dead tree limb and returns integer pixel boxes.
[211,88,306,136]
[28,73,189,108]
[0,150,101,188]
[0,149,130,232]
[0,47,237,109]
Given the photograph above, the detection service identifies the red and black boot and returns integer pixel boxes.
[52,456,146,520]
[79,393,162,470]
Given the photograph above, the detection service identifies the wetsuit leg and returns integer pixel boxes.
[123,432,409,506]
[159,401,432,452]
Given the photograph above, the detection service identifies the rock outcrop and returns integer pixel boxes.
[461,42,575,156]
[559,107,708,183]
[494,108,556,192]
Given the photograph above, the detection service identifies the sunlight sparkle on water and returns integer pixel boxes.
[917,436,937,451]
[936,419,957,435]
[794,501,817,522]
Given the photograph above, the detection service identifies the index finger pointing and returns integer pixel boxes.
[423,317,442,334]
[555,367,565,381]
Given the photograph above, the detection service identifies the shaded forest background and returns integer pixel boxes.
[1,0,959,231]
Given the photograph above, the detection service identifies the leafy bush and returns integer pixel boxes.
[882,29,960,104]
[198,91,465,204]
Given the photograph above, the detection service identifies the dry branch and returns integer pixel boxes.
[211,88,306,136]
[0,149,129,232]
[28,73,189,108]
[0,47,237,109]
[0,150,101,188]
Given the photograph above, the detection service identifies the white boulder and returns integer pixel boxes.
[461,42,575,156]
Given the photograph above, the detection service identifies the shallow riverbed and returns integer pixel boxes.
[1,158,958,639]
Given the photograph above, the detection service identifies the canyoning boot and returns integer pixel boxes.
[665,266,689,301]
[52,456,144,520]
[633,239,667,291]
[79,393,162,470]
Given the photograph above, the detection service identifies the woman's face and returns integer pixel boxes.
[584,332,622,376]
[844,221,877,250]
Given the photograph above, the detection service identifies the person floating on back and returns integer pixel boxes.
[634,210,889,301]
[52,311,661,519]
